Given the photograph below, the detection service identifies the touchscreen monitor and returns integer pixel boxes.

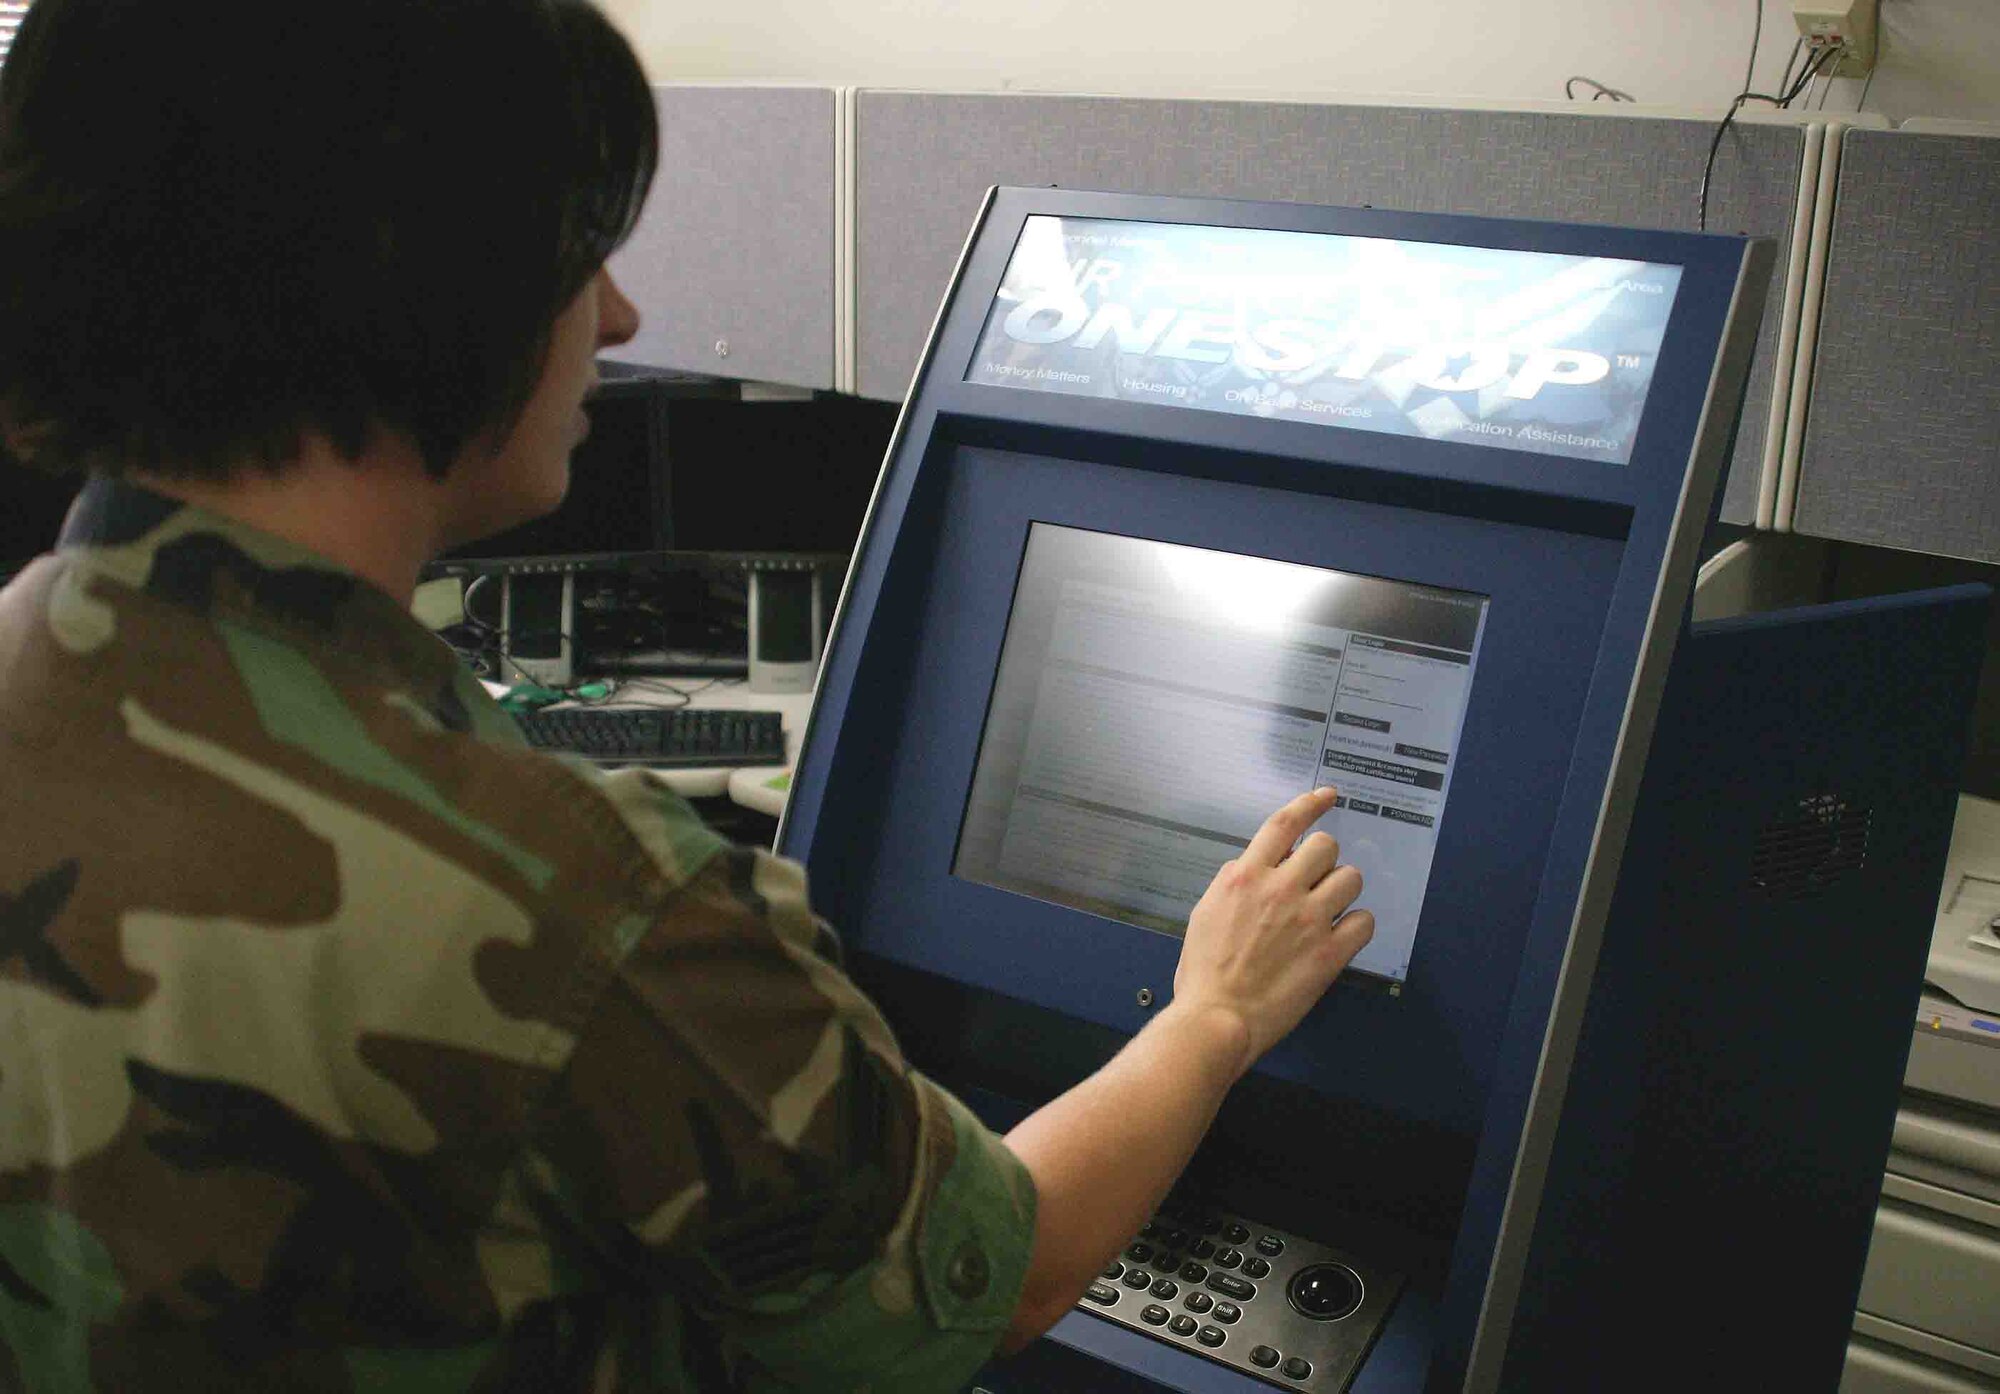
[955,524,1489,985]
[966,215,1684,466]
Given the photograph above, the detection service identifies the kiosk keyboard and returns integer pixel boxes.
[1074,1206,1403,1392]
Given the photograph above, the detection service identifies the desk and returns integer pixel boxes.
[501,677,814,811]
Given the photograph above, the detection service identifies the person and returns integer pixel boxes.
[0,1,1375,1389]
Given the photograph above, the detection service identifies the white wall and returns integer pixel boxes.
[600,0,1999,125]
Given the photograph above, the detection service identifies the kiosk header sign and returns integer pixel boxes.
[966,215,1684,466]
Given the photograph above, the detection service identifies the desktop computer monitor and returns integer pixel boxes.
[440,365,700,566]
[441,367,897,567]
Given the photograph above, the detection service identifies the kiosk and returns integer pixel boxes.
[777,190,1986,1390]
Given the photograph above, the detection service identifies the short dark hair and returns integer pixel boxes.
[0,0,657,480]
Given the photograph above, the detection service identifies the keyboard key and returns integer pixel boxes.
[1255,1235,1285,1257]
[1141,1303,1169,1326]
[1212,1301,1241,1324]
[1184,1291,1213,1314]
[1197,1325,1226,1348]
[1083,1283,1118,1305]
[1214,1247,1243,1269]
[1282,1356,1313,1380]
[1206,1272,1256,1301]
[1169,1315,1198,1337]
[1223,1223,1251,1244]
[1250,1345,1281,1369]
[1242,1257,1271,1279]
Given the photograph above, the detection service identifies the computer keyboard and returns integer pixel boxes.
[514,706,786,768]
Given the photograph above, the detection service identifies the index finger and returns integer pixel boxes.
[1243,787,1340,866]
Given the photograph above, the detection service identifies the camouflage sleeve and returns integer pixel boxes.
[529,774,1038,1393]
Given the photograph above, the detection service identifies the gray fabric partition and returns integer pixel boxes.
[609,85,835,389]
[1793,129,2000,563]
[854,93,1809,525]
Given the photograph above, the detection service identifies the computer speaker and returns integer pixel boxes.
[747,562,834,694]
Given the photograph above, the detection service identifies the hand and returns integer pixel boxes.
[1172,787,1374,1078]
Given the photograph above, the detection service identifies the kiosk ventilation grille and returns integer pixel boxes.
[1749,794,1872,901]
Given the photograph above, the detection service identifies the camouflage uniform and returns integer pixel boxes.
[0,476,1037,1392]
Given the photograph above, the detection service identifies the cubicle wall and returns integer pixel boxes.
[850,92,1820,526]
[596,87,1997,560]
[608,84,839,390]
[1788,126,2000,564]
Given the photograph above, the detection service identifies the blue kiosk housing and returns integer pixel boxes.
[775,189,1987,1390]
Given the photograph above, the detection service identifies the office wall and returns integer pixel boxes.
[601,0,2000,125]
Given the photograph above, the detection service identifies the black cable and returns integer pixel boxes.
[1699,43,1841,230]
[1773,40,1841,105]
[1776,35,1806,103]
[1855,60,1878,113]
[1740,0,1763,103]
[1565,75,1634,102]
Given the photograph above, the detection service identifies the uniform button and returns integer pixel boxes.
[1282,1356,1313,1380]
[1197,1325,1227,1348]
[1256,1235,1285,1257]
[1150,1278,1178,1300]
[1169,1314,1199,1337]
[1243,1257,1272,1280]
[1126,1242,1154,1264]
[1214,1247,1243,1269]
[946,1241,991,1299]
[1212,1301,1242,1324]
[1184,1291,1213,1313]
[1102,1261,1124,1281]
[1224,1223,1251,1244]
[1250,1345,1281,1369]
[1163,1229,1190,1250]
[1083,1282,1118,1305]
[1122,1269,1152,1289]
[1189,1238,1217,1259]
[1179,1261,1208,1283]
[1141,1303,1170,1326]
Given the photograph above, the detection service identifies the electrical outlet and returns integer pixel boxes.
[1791,0,1878,78]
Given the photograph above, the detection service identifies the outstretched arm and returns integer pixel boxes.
[999,786,1375,1348]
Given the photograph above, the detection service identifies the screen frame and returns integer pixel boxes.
[837,439,1623,1136]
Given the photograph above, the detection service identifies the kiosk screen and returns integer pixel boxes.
[966,216,1683,466]
[955,524,1489,984]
